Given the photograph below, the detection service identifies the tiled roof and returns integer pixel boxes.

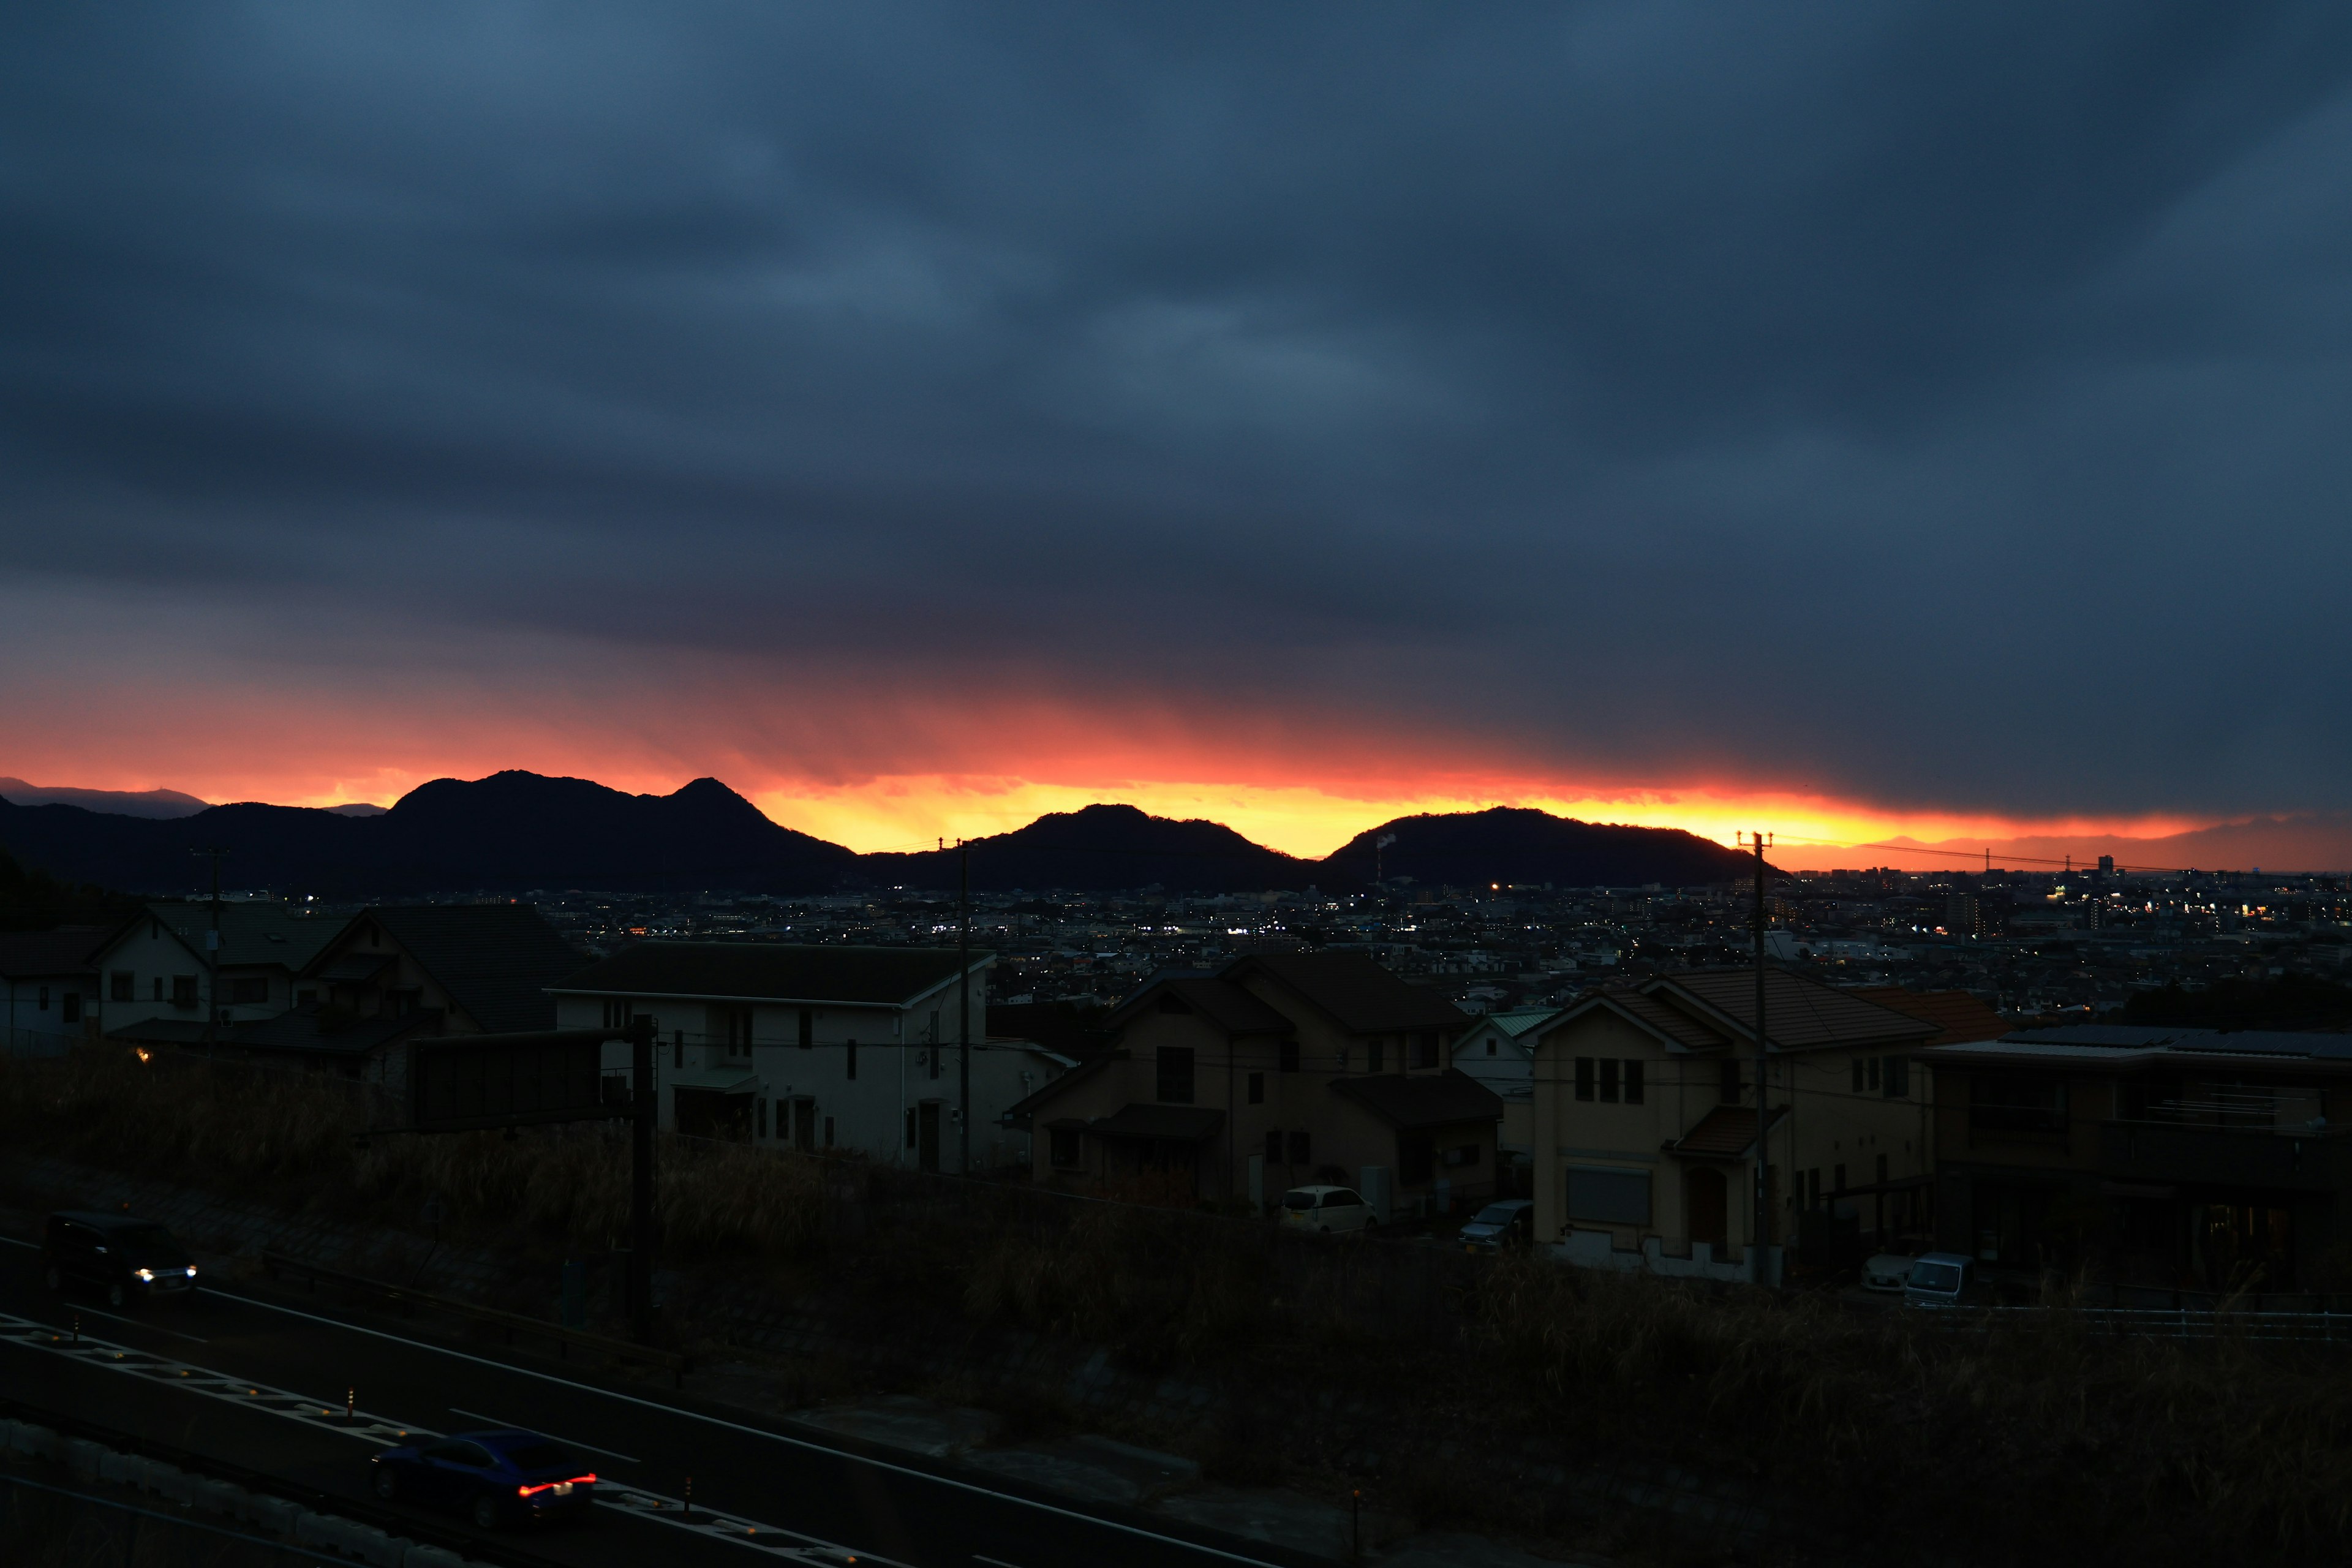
[1540,987,1730,1052]
[141,903,344,971]
[1068,1104,1226,1142]
[1327,1069,1504,1129]
[1667,1104,1788,1159]
[358,904,586,1033]
[998,1050,1129,1127]
[1849,987,2007,1046]
[552,941,985,1010]
[1654,970,1937,1051]
[1107,976,1293,1036]
[1469,1008,1561,1039]
[0,927,112,979]
[1225,951,1468,1035]
[110,1005,431,1057]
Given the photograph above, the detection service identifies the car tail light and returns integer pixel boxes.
[518,1475,596,1498]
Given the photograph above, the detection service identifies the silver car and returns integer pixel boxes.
[1280,1185,1374,1235]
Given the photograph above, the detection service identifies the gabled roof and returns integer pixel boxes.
[0,927,113,979]
[136,903,344,971]
[998,1049,1130,1128]
[1463,1008,1560,1041]
[1105,975,1292,1036]
[1223,951,1467,1035]
[552,941,987,1010]
[1848,987,2007,1047]
[1651,970,1937,1052]
[1666,1104,1788,1160]
[1536,986,1731,1054]
[324,904,584,1034]
[1327,1069,1504,1129]
[1054,1104,1225,1142]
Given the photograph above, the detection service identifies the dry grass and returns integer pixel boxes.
[15,1048,2352,1563]
[0,1049,822,1265]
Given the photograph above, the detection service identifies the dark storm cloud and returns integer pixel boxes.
[6,2,2352,815]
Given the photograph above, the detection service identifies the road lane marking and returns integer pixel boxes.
[445,1407,641,1464]
[0,1239,1281,1566]
[199,1284,1287,1566]
[59,1304,209,1343]
[0,1309,908,1564]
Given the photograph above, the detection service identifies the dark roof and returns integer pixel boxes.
[1548,986,1732,1052]
[109,1005,431,1057]
[1224,951,1468,1035]
[1106,976,1293,1036]
[1667,1104,1789,1159]
[1653,970,1937,1051]
[1849,987,2008,1047]
[998,1050,1129,1128]
[553,942,987,1008]
[317,952,396,983]
[1061,1104,1226,1142]
[1327,1069,1504,1129]
[353,905,585,1033]
[987,1001,1113,1060]
[0,927,111,979]
[140,903,343,971]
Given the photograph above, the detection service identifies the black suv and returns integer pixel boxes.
[43,1211,198,1308]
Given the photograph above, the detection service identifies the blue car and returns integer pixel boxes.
[370,1430,597,1530]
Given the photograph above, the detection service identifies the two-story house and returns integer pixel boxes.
[1452,1006,1558,1166]
[548,942,1066,1172]
[299,903,584,1033]
[89,902,342,1035]
[1003,951,1497,1213]
[1920,1024,2352,1292]
[0,928,111,1055]
[1528,970,1941,1283]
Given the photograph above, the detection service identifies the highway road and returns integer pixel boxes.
[0,1234,1310,1568]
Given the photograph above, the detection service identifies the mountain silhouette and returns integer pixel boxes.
[0,772,1760,896]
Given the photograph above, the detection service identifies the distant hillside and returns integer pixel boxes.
[0,777,209,820]
[0,772,857,896]
[866,803,1310,892]
[0,772,1765,896]
[1322,806,1758,888]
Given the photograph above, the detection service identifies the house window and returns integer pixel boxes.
[296,989,317,1006]
[722,1006,753,1058]
[673,1031,684,1069]
[1443,1144,1481,1168]
[1868,1057,1882,1092]
[929,1044,941,1080]
[1807,1168,1820,1205]
[824,1116,835,1147]
[1487,1037,1497,1055]
[1599,1059,1620,1103]
[1876,1153,1889,1186]
[1852,1058,1866,1093]
[1366,1038,1384,1072]
[846,1040,858,1080]
[37,987,48,1011]
[905,1108,916,1148]
[1287,1129,1310,1165]
[171,976,198,1009]
[798,1009,815,1048]
[1719,1058,1743,1104]
[1051,1128,1083,1169]
[1278,1039,1299,1073]
[230,978,268,1005]
[757,1099,768,1139]
[601,1000,631,1029]
[1157,1047,1196,1105]
[1624,1060,1645,1105]
[1834,1164,1847,1193]
[1971,1074,2067,1136]
[152,978,164,1002]
[1884,1057,1910,1098]
[1247,1072,1264,1105]
[1336,1047,1350,1073]
[1411,1033,1438,1069]
[61,993,80,1024]
[1575,1057,1596,1101]
[1265,1129,1283,1163]
[110,971,134,1002]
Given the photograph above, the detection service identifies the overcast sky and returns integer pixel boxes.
[6,3,2352,840]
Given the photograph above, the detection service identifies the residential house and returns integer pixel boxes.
[88,903,343,1035]
[1920,1024,2352,1292]
[1452,1006,1559,1164]
[546,943,1063,1172]
[1003,951,1497,1214]
[1528,970,1941,1282]
[300,904,583,1034]
[0,928,110,1055]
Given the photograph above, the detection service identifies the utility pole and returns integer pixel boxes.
[959,839,971,1177]
[628,1013,657,1343]
[1746,831,1774,1289]
[191,848,227,1053]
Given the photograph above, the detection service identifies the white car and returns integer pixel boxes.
[1861,1253,1916,1292]
[1280,1185,1374,1235]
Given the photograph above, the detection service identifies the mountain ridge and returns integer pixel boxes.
[0,771,1757,895]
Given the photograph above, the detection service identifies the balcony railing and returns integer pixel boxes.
[2100,1120,2347,1191]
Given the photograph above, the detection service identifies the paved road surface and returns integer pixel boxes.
[0,1235,1308,1568]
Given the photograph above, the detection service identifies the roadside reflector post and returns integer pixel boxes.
[347,1387,355,1423]
[71,1313,79,1344]
[683,1474,692,1521]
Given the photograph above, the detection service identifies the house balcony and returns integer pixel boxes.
[2099,1120,2350,1194]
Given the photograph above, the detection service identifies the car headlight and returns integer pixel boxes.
[186,1265,198,1277]
[135,1268,154,1282]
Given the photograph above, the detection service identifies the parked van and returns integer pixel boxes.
[1901,1251,1977,1308]
[1280,1186,1374,1236]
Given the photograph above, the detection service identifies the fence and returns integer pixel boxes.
[4,1024,76,1059]
[1926,1305,2352,1344]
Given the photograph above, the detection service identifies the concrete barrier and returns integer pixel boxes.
[189,1476,248,1516]
[62,1436,104,1483]
[399,1547,472,1568]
